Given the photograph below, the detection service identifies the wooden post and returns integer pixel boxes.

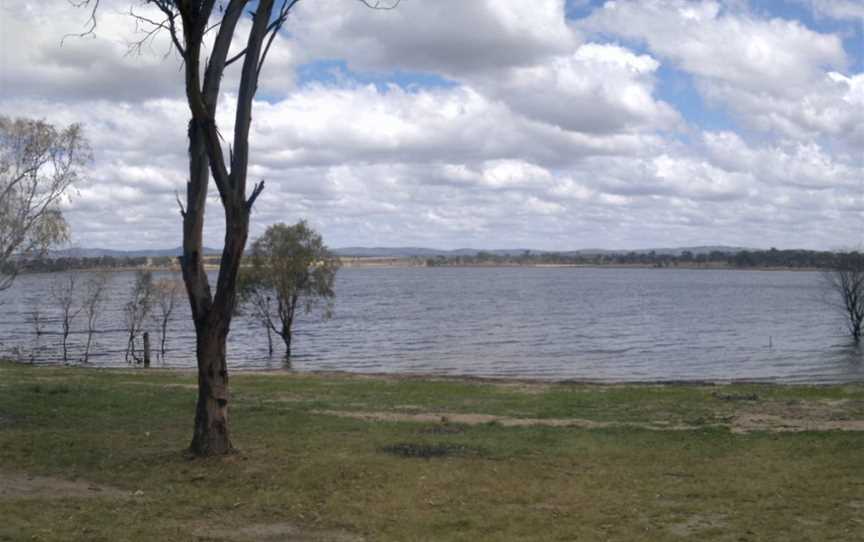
[143,332,151,368]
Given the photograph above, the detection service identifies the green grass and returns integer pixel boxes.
[1,362,863,541]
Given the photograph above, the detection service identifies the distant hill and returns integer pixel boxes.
[47,245,751,259]
[333,245,751,258]
[49,246,222,258]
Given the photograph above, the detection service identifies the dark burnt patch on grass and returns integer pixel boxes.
[379,442,484,459]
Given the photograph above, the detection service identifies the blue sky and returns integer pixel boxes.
[1,0,862,250]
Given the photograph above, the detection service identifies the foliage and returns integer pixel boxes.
[240,221,340,357]
[0,116,90,291]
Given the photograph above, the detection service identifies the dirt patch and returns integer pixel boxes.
[0,471,128,500]
[317,402,864,433]
[731,399,864,433]
[667,513,729,537]
[312,410,711,431]
[731,413,864,433]
[215,522,364,541]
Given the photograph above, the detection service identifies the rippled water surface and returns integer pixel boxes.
[1,267,862,383]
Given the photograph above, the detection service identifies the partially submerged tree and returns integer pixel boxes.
[81,271,110,363]
[77,0,398,455]
[124,270,154,363]
[823,252,864,343]
[241,221,340,359]
[0,117,89,292]
[153,276,183,363]
[50,274,82,364]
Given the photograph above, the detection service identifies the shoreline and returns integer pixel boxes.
[9,360,860,388]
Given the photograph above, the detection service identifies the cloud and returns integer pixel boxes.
[485,43,681,134]
[0,0,861,251]
[793,0,864,21]
[289,0,579,78]
[582,0,847,95]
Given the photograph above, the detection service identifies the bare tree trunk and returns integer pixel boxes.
[61,322,70,364]
[265,323,273,357]
[190,324,232,455]
[161,317,169,361]
[281,319,293,359]
[83,327,94,363]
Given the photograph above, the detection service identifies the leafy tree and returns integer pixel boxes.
[0,116,89,291]
[241,221,340,359]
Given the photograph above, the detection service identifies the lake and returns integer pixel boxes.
[0,267,861,383]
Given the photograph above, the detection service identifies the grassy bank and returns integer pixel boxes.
[1,362,863,541]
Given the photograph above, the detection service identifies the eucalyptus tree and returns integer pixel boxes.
[0,117,89,292]
[241,221,340,359]
[76,0,398,455]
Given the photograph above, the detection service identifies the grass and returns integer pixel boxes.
[1,362,863,541]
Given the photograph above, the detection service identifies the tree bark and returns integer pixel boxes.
[190,323,232,455]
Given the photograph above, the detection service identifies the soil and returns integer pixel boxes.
[214,522,364,541]
[314,396,864,433]
[0,472,128,500]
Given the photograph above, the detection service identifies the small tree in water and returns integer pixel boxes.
[823,251,864,343]
[241,221,340,359]
[124,270,154,363]
[153,276,183,363]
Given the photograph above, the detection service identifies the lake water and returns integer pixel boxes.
[0,267,862,383]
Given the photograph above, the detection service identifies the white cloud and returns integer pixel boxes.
[793,0,864,20]
[0,0,860,251]
[582,0,847,95]
[486,43,681,133]
[289,0,578,78]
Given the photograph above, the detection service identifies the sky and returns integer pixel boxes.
[0,0,862,251]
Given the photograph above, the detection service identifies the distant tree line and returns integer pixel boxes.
[425,248,843,269]
[15,255,204,273]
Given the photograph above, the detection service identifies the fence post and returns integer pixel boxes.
[143,332,151,368]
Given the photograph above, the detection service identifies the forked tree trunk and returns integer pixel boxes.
[176,0,275,456]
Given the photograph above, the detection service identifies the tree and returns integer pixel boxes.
[241,221,340,359]
[823,252,864,343]
[81,271,110,363]
[0,117,89,292]
[77,0,398,456]
[153,276,183,363]
[50,274,82,364]
[124,270,154,363]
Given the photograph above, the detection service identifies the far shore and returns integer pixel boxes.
[16,258,825,275]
